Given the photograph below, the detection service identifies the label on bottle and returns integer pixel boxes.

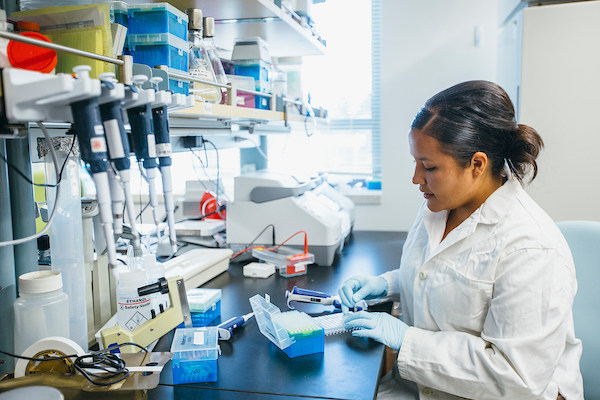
[118,295,152,331]
[190,68,213,81]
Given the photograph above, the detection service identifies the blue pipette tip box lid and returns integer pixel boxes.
[249,294,324,358]
[170,326,220,384]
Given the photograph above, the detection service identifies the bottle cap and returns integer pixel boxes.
[18,271,63,294]
[186,8,203,31]
[7,31,57,74]
[203,17,214,37]
[16,20,40,32]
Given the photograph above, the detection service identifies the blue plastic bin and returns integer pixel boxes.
[128,2,188,41]
[171,327,220,384]
[125,33,188,71]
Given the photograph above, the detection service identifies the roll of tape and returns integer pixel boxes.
[14,336,86,378]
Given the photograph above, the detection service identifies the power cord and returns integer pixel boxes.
[0,342,148,387]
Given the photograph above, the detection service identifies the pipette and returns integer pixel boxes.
[97,72,142,256]
[68,65,118,273]
[122,75,161,233]
[217,312,254,340]
[285,286,367,311]
[149,77,177,254]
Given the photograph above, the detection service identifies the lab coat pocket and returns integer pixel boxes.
[427,263,493,333]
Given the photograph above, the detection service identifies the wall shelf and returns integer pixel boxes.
[124,0,326,57]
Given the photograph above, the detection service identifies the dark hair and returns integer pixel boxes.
[411,80,543,184]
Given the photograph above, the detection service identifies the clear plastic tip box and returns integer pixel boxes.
[187,288,221,327]
[127,2,189,41]
[250,294,324,358]
[252,246,314,278]
[171,327,220,384]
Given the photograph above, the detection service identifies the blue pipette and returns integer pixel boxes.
[217,312,254,340]
[285,286,367,311]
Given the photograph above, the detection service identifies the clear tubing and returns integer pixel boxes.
[160,165,177,253]
[91,171,118,273]
[118,169,141,253]
[108,167,124,235]
[45,148,88,351]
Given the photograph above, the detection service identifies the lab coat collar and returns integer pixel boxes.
[423,177,522,258]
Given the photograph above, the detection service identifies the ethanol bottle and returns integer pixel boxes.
[116,268,152,331]
[144,253,170,316]
[14,271,70,355]
[203,16,228,104]
[186,8,221,103]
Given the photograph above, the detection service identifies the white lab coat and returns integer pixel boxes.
[378,177,583,400]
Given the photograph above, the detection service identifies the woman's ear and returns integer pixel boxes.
[470,151,488,178]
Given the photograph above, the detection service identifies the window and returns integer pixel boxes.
[266,0,382,188]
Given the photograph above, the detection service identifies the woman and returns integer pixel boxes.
[339,81,583,400]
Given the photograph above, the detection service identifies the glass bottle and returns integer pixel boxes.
[186,8,221,103]
[203,17,228,104]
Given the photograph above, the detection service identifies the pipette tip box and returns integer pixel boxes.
[187,288,221,327]
[250,294,324,358]
[171,326,220,384]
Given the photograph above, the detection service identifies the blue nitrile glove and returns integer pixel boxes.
[338,275,388,309]
[344,311,409,352]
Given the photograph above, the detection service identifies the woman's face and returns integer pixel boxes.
[409,129,480,213]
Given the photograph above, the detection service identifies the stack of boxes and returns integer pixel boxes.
[115,2,190,95]
[231,37,272,110]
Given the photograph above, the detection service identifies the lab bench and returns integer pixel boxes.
[150,231,406,400]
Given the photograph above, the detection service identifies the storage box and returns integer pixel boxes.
[187,288,221,327]
[125,33,188,71]
[128,2,188,41]
[250,294,324,358]
[171,327,220,384]
[168,67,191,95]
[110,1,129,29]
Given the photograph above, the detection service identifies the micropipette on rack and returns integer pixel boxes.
[97,72,142,256]
[68,65,119,273]
[122,75,161,234]
[217,312,254,340]
[149,77,177,254]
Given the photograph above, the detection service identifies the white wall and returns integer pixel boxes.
[355,0,498,231]
[520,2,600,222]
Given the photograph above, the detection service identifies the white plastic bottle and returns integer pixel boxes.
[14,271,70,356]
[116,269,152,331]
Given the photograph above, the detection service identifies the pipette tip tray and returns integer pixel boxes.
[250,294,324,358]
[187,288,221,327]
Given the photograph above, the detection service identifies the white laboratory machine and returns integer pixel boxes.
[311,179,355,248]
[226,170,342,266]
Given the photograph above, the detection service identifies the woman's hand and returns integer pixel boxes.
[344,311,409,352]
[338,275,388,309]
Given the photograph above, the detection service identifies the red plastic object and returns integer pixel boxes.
[199,190,226,220]
[7,31,58,74]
